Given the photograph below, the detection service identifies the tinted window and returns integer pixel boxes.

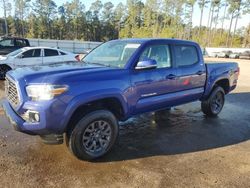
[22,49,41,58]
[0,39,14,47]
[16,39,27,47]
[139,45,171,68]
[33,49,41,57]
[44,49,59,56]
[174,45,198,66]
[60,51,67,55]
[22,50,34,58]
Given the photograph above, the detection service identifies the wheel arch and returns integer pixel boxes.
[213,78,230,94]
[0,64,12,79]
[0,64,13,70]
[62,95,128,133]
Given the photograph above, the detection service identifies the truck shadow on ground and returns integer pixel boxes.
[97,92,250,162]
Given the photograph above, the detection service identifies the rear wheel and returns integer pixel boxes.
[67,110,119,161]
[201,86,225,117]
[0,65,11,79]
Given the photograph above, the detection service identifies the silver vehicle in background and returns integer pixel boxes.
[239,51,250,59]
[229,52,240,59]
[217,50,232,58]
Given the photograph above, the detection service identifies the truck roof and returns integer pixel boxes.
[113,38,199,45]
[1,36,28,40]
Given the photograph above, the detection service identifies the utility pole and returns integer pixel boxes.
[1,0,9,36]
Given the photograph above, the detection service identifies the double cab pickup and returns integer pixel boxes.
[2,39,239,160]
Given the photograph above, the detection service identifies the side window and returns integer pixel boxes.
[0,39,14,47]
[44,49,59,57]
[60,51,67,55]
[174,45,198,67]
[139,45,171,68]
[22,49,41,58]
[16,39,27,47]
[22,50,34,58]
[33,49,41,57]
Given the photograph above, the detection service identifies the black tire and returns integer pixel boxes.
[0,65,11,80]
[201,86,225,117]
[68,110,119,161]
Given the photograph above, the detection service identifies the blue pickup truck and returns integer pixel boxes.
[2,39,239,160]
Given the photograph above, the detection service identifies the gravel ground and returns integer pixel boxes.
[0,58,249,188]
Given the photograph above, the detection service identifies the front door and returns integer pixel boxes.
[130,44,178,114]
[14,49,43,68]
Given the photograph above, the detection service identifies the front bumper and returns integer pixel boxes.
[2,100,35,135]
[2,100,64,144]
[2,98,67,135]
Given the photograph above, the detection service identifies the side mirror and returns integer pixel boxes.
[135,59,157,70]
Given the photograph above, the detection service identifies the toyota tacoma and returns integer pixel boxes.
[2,39,239,160]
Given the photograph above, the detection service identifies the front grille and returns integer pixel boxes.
[5,77,20,108]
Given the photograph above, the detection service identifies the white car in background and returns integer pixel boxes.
[0,47,80,79]
[208,51,219,58]
[217,50,233,58]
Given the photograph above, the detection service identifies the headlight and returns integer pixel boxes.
[26,84,68,101]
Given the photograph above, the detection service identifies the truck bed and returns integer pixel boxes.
[203,61,239,98]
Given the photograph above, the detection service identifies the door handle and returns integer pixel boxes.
[196,71,205,75]
[166,74,176,80]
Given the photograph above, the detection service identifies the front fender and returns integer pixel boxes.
[60,90,129,131]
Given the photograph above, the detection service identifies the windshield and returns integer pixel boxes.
[7,48,24,57]
[0,39,14,47]
[82,41,141,68]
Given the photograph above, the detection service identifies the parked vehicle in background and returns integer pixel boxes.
[209,51,219,57]
[80,49,92,58]
[2,39,239,160]
[217,50,232,58]
[0,37,30,56]
[239,51,250,59]
[229,52,240,59]
[0,47,80,79]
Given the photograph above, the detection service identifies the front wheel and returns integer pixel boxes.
[68,110,119,161]
[201,86,225,117]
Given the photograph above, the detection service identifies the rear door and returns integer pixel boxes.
[174,44,206,103]
[42,49,61,65]
[131,43,178,114]
[13,49,42,68]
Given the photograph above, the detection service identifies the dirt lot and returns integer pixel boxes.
[0,58,250,188]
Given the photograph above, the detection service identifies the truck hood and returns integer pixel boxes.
[7,62,113,84]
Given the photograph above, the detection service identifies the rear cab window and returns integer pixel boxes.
[15,39,27,47]
[174,45,199,67]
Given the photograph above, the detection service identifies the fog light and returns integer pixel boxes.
[21,110,40,123]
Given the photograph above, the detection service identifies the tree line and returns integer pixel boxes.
[0,0,250,47]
